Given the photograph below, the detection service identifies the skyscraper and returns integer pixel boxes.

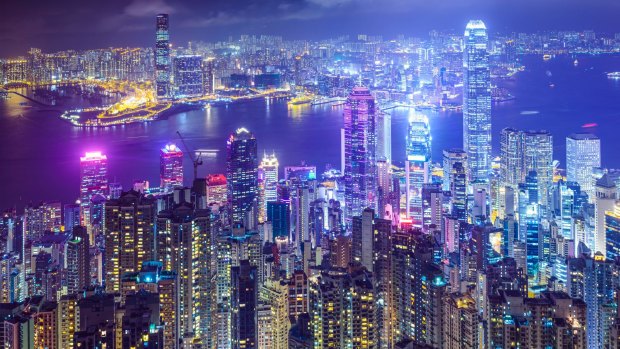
[66,226,90,295]
[567,133,601,202]
[104,190,156,293]
[173,55,204,98]
[522,130,553,206]
[79,151,108,227]
[155,14,171,100]
[500,128,522,190]
[344,87,377,227]
[259,153,279,223]
[442,149,467,192]
[405,113,431,225]
[232,260,258,349]
[160,143,183,190]
[463,20,491,183]
[227,128,259,226]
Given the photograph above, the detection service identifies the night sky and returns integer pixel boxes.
[1,0,618,57]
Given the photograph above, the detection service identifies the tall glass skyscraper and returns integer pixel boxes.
[405,113,431,225]
[173,55,204,98]
[79,151,108,227]
[343,87,377,227]
[227,128,259,226]
[258,153,279,223]
[155,14,171,100]
[566,133,601,202]
[463,20,491,183]
[160,143,183,190]
[522,130,553,206]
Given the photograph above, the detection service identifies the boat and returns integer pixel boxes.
[543,54,552,61]
[574,59,579,66]
[607,72,620,79]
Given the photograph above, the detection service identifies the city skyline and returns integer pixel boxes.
[1,7,620,349]
[1,0,620,57]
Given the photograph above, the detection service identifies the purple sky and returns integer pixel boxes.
[1,0,619,56]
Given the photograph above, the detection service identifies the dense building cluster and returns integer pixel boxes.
[2,16,620,349]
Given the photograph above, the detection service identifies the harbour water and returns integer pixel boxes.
[1,55,620,209]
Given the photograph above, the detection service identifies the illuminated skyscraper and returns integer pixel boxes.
[463,20,491,183]
[203,57,216,95]
[442,149,467,192]
[500,128,522,190]
[566,133,601,201]
[79,151,108,227]
[155,14,171,100]
[227,128,259,226]
[259,153,279,223]
[522,130,553,206]
[344,87,377,227]
[173,55,204,98]
[376,112,392,163]
[104,190,156,293]
[405,113,431,225]
[206,174,227,206]
[606,201,620,261]
[160,143,183,190]
[66,226,90,295]
[232,260,258,349]
[594,175,617,256]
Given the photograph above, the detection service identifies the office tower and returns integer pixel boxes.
[227,128,259,226]
[173,55,204,98]
[343,87,377,226]
[259,153,279,223]
[376,111,392,163]
[203,57,215,94]
[231,260,258,349]
[593,174,617,256]
[80,151,108,227]
[156,204,216,346]
[267,201,289,241]
[522,130,553,206]
[155,14,171,100]
[405,113,431,225]
[566,133,601,201]
[450,162,468,222]
[605,201,620,261]
[206,174,227,206]
[500,128,522,189]
[463,20,492,183]
[63,203,80,232]
[160,143,183,190]
[442,149,467,192]
[103,190,156,293]
[422,184,443,232]
[121,261,178,349]
[329,235,352,269]
[443,293,479,349]
[293,185,311,250]
[352,208,374,272]
[66,226,90,295]
[258,279,290,349]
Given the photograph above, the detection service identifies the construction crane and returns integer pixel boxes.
[176,131,203,181]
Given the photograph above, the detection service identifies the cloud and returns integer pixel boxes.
[123,0,176,17]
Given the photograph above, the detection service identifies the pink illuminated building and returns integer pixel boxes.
[160,143,184,190]
[80,151,108,227]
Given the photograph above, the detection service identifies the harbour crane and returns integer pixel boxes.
[176,131,203,181]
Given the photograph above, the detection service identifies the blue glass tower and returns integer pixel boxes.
[227,128,259,226]
[463,20,491,183]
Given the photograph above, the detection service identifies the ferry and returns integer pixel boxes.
[607,72,620,79]
[543,54,552,61]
